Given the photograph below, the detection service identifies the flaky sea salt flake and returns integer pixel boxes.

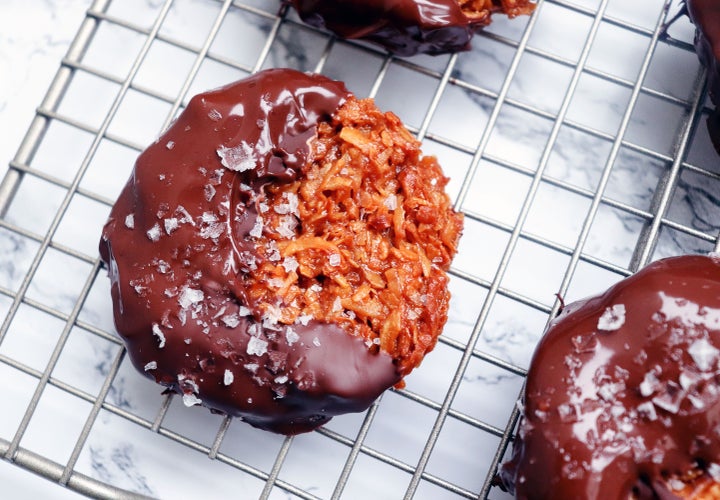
[146,223,162,242]
[178,287,204,309]
[224,369,234,386]
[144,361,157,371]
[282,256,299,273]
[597,304,626,331]
[247,336,268,356]
[313,337,321,347]
[217,142,256,172]
[152,323,166,348]
[688,337,719,371]
[124,214,135,229]
[164,217,179,234]
[285,327,299,346]
[328,253,341,267]
[166,140,175,150]
[222,313,240,328]
[182,393,202,407]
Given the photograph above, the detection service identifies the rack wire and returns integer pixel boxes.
[0,0,717,498]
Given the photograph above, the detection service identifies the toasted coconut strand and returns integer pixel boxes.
[667,474,720,499]
[248,96,463,377]
[458,0,535,22]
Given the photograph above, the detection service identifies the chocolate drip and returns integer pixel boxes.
[499,255,720,498]
[99,69,401,434]
[287,0,483,56]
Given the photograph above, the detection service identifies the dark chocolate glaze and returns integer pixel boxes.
[99,68,402,434]
[287,0,491,56]
[687,0,720,154]
[499,255,720,499]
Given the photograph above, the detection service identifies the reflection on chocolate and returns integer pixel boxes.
[286,0,534,57]
[499,255,720,498]
[99,69,401,435]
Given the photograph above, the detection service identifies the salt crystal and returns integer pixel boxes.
[222,314,240,328]
[164,218,179,234]
[182,393,202,407]
[247,336,268,356]
[239,306,251,317]
[223,369,234,386]
[384,194,397,210]
[282,256,299,273]
[639,371,660,397]
[124,214,135,229]
[166,140,175,150]
[297,314,312,326]
[146,223,162,242]
[184,338,191,344]
[274,375,288,384]
[144,361,157,371]
[152,323,166,348]
[176,205,195,226]
[244,363,259,373]
[688,337,719,371]
[597,304,626,331]
[286,327,299,346]
[276,215,297,238]
[267,241,281,262]
[200,222,224,240]
[328,253,341,267]
[637,401,657,421]
[259,202,269,213]
[652,382,683,414]
[208,108,222,121]
[557,403,576,423]
[178,286,204,309]
[309,284,322,293]
[708,463,720,481]
[217,142,256,172]
[204,184,216,201]
[249,216,264,238]
[668,478,685,491]
[313,337,321,347]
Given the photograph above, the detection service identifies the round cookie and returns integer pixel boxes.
[99,68,463,434]
[499,255,720,498]
[286,0,535,57]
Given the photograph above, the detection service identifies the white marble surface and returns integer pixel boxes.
[0,0,718,499]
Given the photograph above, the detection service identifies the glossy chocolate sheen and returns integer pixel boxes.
[287,0,486,56]
[499,255,720,499]
[99,68,402,434]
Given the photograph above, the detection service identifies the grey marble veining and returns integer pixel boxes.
[1,0,719,498]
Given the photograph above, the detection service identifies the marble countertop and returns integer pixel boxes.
[0,0,717,499]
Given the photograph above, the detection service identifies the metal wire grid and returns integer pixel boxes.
[0,0,715,498]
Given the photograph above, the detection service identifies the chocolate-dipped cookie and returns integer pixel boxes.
[499,255,720,499]
[99,68,463,434]
[286,0,535,57]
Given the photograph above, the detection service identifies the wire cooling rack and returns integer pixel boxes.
[0,0,718,498]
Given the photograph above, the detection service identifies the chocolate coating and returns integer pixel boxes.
[499,255,720,499]
[99,69,402,434]
[687,0,720,154]
[288,0,490,56]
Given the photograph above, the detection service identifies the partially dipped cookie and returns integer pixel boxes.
[499,255,720,499]
[99,69,463,434]
[286,0,535,57]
